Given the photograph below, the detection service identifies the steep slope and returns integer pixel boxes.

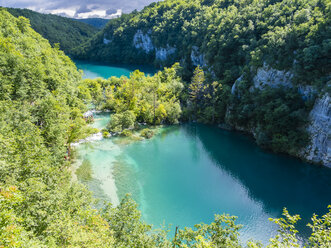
[6,7,98,54]
[74,0,331,166]
[74,0,330,84]
[73,18,109,29]
[0,9,113,246]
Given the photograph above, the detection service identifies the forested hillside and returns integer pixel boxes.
[74,0,330,165]
[6,7,98,54]
[74,0,330,85]
[73,18,109,29]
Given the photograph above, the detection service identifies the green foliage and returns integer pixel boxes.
[0,10,114,247]
[73,18,109,29]
[184,66,231,123]
[6,7,98,54]
[140,128,154,139]
[80,63,184,132]
[174,214,243,248]
[74,0,330,88]
[73,0,329,155]
[121,129,134,137]
[228,86,309,153]
[108,110,136,133]
[101,195,171,248]
[102,130,111,138]
[306,205,331,248]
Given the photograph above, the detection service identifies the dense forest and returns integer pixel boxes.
[0,9,330,247]
[74,0,330,85]
[6,7,98,54]
[73,18,109,29]
[73,0,330,160]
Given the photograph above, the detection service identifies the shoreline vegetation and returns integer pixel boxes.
[0,6,330,248]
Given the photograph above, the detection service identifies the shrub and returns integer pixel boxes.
[140,128,154,139]
[121,130,133,137]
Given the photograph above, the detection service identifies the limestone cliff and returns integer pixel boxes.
[155,46,176,61]
[251,64,293,91]
[132,30,209,65]
[133,30,154,53]
[231,65,330,166]
[191,46,207,67]
[301,94,331,167]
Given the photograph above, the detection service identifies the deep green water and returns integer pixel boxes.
[74,62,331,244]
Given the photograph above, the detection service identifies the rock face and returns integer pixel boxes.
[155,46,176,61]
[103,38,111,45]
[252,64,293,90]
[298,85,317,101]
[133,30,154,53]
[230,64,330,167]
[191,46,207,67]
[231,75,243,95]
[301,94,331,167]
[133,30,177,61]
[103,34,111,45]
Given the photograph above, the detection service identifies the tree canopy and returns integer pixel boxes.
[6,7,98,54]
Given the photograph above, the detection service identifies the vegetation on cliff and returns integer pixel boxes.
[6,7,98,54]
[74,0,330,87]
[73,0,330,155]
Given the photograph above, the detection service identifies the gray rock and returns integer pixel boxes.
[133,30,154,53]
[298,85,317,101]
[252,63,293,90]
[103,34,111,45]
[155,46,176,61]
[191,46,207,67]
[231,75,243,95]
[301,94,331,167]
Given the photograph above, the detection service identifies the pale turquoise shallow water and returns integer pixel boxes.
[74,62,331,244]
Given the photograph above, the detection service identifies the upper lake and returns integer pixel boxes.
[74,61,331,244]
[75,60,156,79]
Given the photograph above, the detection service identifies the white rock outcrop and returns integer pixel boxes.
[191,46,207,67]
[155,46,176,61]
[231,75,243,95]
[231,64,330,166]
[103,36,111,45]
[133,30,154,53]
[301,94,331,167]
[298,85,316,101]
[252,64,293,90]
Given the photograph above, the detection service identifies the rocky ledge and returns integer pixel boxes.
[301,93,331,167]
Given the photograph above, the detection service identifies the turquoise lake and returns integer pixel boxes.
[74,61,331,244]
[75,60,156,79]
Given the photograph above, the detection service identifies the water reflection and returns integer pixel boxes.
[185,123,331,235]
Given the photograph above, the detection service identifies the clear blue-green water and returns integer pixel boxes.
[75,60,156,79]
[74,62,331,244]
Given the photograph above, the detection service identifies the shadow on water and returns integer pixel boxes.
[182,123,331,235]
